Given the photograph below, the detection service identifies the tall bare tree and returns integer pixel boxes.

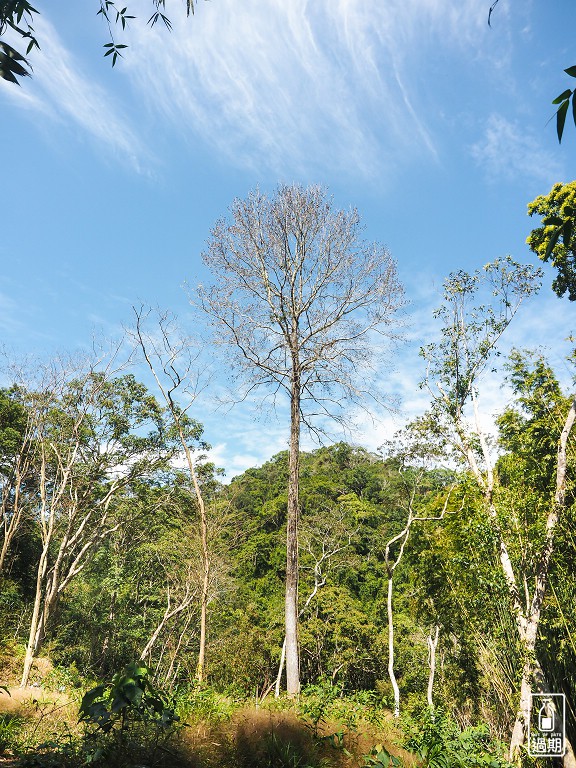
[131,307,213,683]
[198,184,404,695]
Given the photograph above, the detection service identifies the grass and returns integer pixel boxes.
[0,677,411,768]
[0,672,512,768]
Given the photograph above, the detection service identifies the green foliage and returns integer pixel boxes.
[420,257,541,429]
[497,351,569,491]
[552,67,576,143]
[79,661,178,734]
[299,678,340,736]
[363,744,403,767]
[249,731,321,768]
[527,181,576,300]
[0,0,194,84]
[0,387,28,463]
[176,682,239,722]
[405,711,513,768]
[17,735,80,768]
[0,711,24,752]
[0,1,39,84]
[78,662,181,764]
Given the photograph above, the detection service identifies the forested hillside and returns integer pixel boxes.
[1,365,575,766]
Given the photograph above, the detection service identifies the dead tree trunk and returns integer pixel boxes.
[285,362,301,697]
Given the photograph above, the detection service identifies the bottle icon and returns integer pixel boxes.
[539,699,554,732]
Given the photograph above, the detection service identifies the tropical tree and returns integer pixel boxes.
[420,258,576,763]
[0,387,35,572]
[198,184,404,694]
[17,354,176,686]
[527,181,576,301]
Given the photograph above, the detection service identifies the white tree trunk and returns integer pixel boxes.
[274,637,287,699]
[387,576,400,719]
[21,543,49,687]
[427,625,439,712]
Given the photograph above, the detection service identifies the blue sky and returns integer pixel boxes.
[1,0,575,477]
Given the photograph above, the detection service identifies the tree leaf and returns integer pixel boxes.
[552,89,572,105]
[556,99,570,143]
[565,66,576,78]
[545,227,563,261]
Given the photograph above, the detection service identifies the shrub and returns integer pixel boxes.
[78,661,183,766]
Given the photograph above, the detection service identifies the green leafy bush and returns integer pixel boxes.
[405,710,514,768]
[78,661,182,766]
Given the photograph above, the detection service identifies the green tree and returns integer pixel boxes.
[15,355,178,687]
[527,181,576,301]
[420,260,576,763]
[0,386,34,572]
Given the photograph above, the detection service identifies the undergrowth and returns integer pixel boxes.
[0,668,518,768]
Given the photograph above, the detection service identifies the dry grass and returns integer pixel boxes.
[0,670,414,768]
[177,705,415,768]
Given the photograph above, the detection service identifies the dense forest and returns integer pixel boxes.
[1,184,576,768]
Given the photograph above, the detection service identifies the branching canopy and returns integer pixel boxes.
[198,184,404,431]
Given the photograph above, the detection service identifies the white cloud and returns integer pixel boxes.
[124,0,492,177]
[470,114,564,185]
[2,0,525,179]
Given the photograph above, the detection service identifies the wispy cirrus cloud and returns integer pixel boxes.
[124,0,497,178]
[0,16,147,170]
[470,114,564,185]
[1,0,522,180]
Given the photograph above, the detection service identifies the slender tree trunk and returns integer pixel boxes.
[386,574,400,718]
[21,544,49,687]
[509,656,534,762]
[285,364,301,697]
[140,614,171,662]
[197,503,209,683]
[134,316,211,683]
[0,471,22,572]
[0,437,32,573]
[165,613,193,684]
[427,625,439,712]
[140,589,194,663]
[179,433,209,684]
[0,519,13,571]
[275,637,286,699]
[275,550,332,698]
